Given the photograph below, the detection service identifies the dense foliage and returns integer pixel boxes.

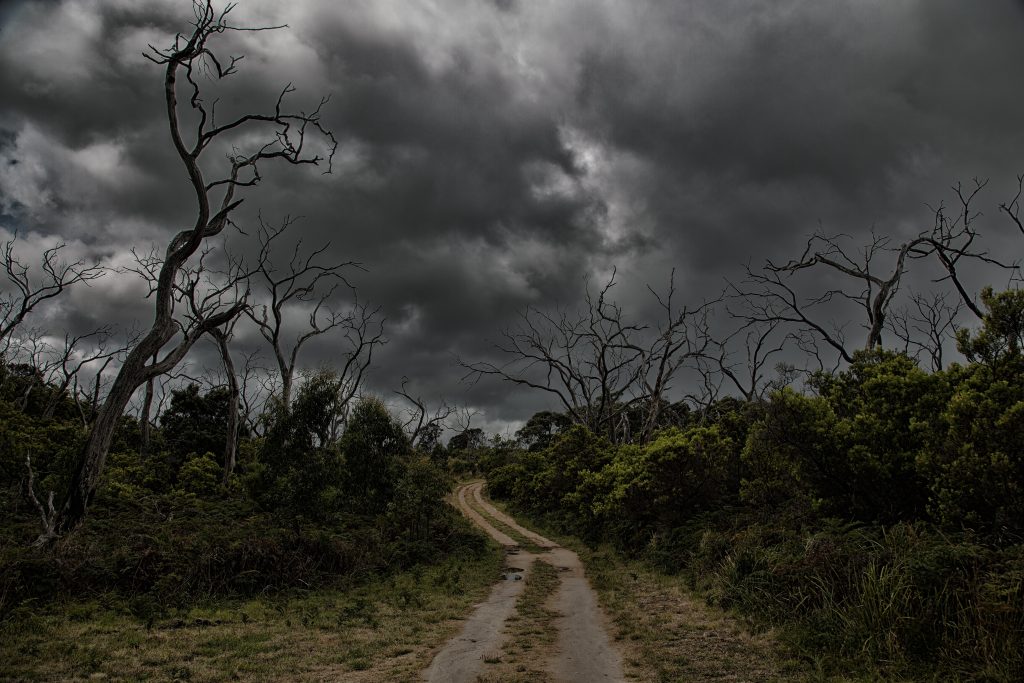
[483,293,1024,681]
[0,369,484,620]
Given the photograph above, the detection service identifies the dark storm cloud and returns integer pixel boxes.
[571,0,1024,276]
[1,0,1022,427]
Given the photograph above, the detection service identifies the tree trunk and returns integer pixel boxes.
[280,367,293,408]
[139,369,155,458]
[214,331,240,484]
[54,325,173,536]
[41,382,66,419]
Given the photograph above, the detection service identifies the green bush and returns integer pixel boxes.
[340,397,409,515]
[175,452,222,499]
[592,426,733,547]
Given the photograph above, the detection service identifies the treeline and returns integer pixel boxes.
[475,290,1024,679]
[0,365,482,620]
[0,3,490,626]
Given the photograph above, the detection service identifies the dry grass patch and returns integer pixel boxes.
[1,550,503,682]
[582,546,805,682]
[480,496,813,683]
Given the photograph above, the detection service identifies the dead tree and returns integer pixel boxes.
[50,1,336,539]
[395,376,456,448]
[1000,174,1024,238]
[703,317,791,402]
[237,350,272,437]
[71,355,116,427]
[0,234,103,348]
[209,318,240,483]
[138,353,158,457]
[739,180,1018,372]
[42,327,130,419]
[8,329,60,412]
[25,453,58,546]
[329,299,387,440]
[910,179,1019,320]
[135,364,199,457]
[732,265,856,369]
[461,271,646,441]
[462,270,711,443]
[247,215,363,406]
[764,229,928,353]
[887,291,962,372]
[636,271,715,441]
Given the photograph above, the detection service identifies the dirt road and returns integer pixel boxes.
[422,481,624,683]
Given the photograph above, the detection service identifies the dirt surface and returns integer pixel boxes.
[423,481,625,683]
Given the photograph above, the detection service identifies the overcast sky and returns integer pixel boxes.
[1,0,1023,433]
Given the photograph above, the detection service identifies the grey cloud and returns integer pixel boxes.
[1,0,1022,428]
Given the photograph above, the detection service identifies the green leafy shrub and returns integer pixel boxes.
[340,397,409,515]
[593,426,733,547]
[174,452,222,499]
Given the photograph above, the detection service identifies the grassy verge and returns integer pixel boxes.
[481,493,813,683]
[477,559,561,683]
[0,548,504,682]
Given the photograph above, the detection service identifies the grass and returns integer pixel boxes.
[579,545,816,682]
[0,549,504,682]
[481,495,815,683]
[476,559,561,683]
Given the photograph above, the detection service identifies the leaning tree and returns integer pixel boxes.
[39,1,336,541]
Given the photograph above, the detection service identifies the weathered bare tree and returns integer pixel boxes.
[635,272,715,441]
[702,317,791,402]
[48,1,336,540]
[1000,174,1024,238]
[887,291,962,372]
[6,328,60,411]
[42,328,131,420]
[128,240,251,459]
[731,262,856,369]
[0,234,103,349]
[463,270,713,443]
[237,351,273,437]
[909,179,1018,320]
[247,216,368,406]
[395,376,456,448]
[135,364,200,457]
[764,229,928,353]
[209,319,240,483]
[25,453,58,544]
[736,180,1019,378]
[68,355,116,427]
[329,299,387,437]
[461,272,644,441]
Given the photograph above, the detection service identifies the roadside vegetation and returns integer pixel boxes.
[477,292,1024,681]
[1,2,1022,680]
[0,366,500,680]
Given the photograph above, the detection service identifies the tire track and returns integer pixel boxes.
[424,481,624,683]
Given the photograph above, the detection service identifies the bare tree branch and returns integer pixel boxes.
[54,1,336,538]
[0,235,104,346]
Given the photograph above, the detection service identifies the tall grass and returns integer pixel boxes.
[683,518,1024,680]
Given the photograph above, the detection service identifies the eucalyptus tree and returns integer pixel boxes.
[40,1,336,541]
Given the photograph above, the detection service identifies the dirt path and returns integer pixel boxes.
[423,481,624,683]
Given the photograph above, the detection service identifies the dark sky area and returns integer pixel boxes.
[1,0,1023,433]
